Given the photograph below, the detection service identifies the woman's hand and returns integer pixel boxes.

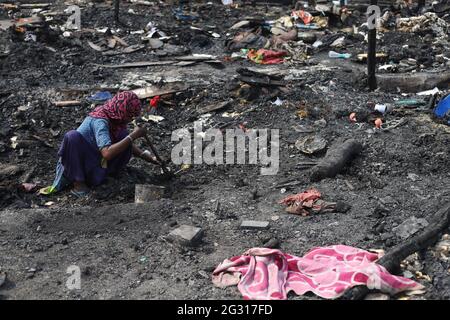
[141,150,161,165]
[130,126,147,140]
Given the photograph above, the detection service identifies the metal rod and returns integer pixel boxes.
[143,134,170,174]
[367,0,378,91]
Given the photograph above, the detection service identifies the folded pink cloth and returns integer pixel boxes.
[212,245,424,300]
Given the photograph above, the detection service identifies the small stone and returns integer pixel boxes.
[169,220,178,227]
[168,225,203,247]
[240,220,270,230]
[393,217,429,239]
[380,233,393,241]
[379,196,398,206]
[372,204,390,218]
[198,270,209,279]
[139,256,148,263]
[263,238,280,248]
[407,173,420,181]
[314,119,327,128]
[271,215,280,221]
[363,234,374,241]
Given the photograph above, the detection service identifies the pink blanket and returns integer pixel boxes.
[212,245,424,300]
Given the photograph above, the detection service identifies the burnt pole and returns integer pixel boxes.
[114,0,120,23]
[367,0,378,91]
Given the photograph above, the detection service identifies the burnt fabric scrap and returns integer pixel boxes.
[279,188,336,216]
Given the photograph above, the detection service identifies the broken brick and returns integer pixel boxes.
[240,220,270,230]
[167,225,203,247]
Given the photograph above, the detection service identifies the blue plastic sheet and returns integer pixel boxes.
[434,94,450,125]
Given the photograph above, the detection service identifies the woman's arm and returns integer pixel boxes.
[132,145,160,165]
[100,127,147,161]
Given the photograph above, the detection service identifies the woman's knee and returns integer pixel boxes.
[64,130,83,143]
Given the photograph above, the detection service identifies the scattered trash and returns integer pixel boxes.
[141,115,165,123]
[39,186,56,195]
[292,10,313,25]
[434,234,450,261]
[417,87,441,96]
[247,49,287,64]
[397,13,448,39]
[1,0,449,300]
[295,136,327,155]
[271,97,283,106]
[356,53,388,62]
[149,95,161,109]
[374,104,388,114]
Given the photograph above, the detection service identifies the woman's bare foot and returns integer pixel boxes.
[72,181,90,197]
[73,181,89,192]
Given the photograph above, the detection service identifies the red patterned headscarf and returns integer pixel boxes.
[89,91,141,140]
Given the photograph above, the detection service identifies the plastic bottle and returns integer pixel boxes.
[328,51,351,59]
